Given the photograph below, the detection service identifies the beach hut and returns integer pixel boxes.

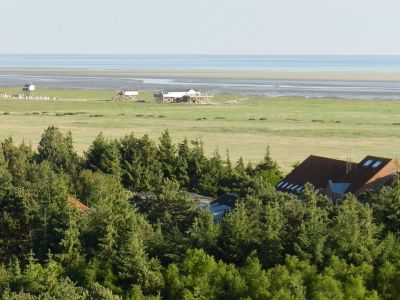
[23,84,36,92]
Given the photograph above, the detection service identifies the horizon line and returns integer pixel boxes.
[1,53,400,56]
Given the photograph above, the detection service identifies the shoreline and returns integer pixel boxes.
[3,68,400,82]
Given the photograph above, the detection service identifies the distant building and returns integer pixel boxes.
[23,84,36,92]
[154,89,213,103]
[111,89,139,101]
[276,155,399,200]
[119,89,139,97]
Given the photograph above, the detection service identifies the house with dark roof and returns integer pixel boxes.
[209,194,238,222]
[276,155,398,199]
[132,191,237,222]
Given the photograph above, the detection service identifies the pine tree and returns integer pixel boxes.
[175,138,190,187]
[259,200,286,267]
[294,185,330,265]
[218,201,257,264]
[119,133,162,191]
[85,132,121,177]
[187,210,219,253]
[328,194,379,265]
[36,126,78,174]
[0,145,12,196]
[158,130,177,180]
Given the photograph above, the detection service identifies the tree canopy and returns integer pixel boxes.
[0,126,399,299]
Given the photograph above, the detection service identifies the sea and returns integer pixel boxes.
[1,54,400,99]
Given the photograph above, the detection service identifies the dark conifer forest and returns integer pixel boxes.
[1,126,400,299]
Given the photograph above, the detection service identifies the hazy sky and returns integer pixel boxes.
[1,0,399,54]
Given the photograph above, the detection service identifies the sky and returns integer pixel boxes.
[1,0,400,55]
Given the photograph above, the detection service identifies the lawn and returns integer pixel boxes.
[1,87,400,172]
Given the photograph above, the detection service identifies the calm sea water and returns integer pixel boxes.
[1,54,400,71]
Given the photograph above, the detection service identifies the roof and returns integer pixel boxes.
[188,192,214,204]
[338,156,396,194]
[134,192,157,200]
[133,191,214,206]
[162,89,200,98]
[276,155,355,194]
[67,196,90,213]
[276,155,398,196]
[208,194,238,223]
[211,193,238,208]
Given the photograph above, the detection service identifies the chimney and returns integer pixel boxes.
[346,157,352,174]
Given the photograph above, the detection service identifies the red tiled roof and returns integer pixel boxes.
[67,196,90,213]
[276,155,398,196]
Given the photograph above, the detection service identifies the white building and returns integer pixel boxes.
[23,84,36,92]
[154,89,213,103]
[119,89,139,97]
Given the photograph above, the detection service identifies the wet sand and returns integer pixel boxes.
[2,68,400,99]
[2,68,400,81]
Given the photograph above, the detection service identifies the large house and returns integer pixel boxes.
[276,155,399,200]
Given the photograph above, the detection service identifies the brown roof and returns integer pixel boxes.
[276,155,356,193]
[67,196,90,213]
[276,155,398,196]
[337,156,392,194]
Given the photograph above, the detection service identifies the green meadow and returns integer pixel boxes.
[1,87,400,171]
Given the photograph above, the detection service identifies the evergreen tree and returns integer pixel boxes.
[367,177,400,234]
[187,139,207,192]
[259,200,287,267]
[1,137,33,187]
[0,187,39,259]
[85,132,121,177]
[158,130,177,180]
[218,201,258,264]
[328,194,379,265]
[198,149,225,196]
[74,169,121,207]
[0,146,12,197]
[36,126,78,174]
[175,138,190,187]
[187,210,219,254]
[27,162,71,258]
[119,133,162,191]
[253,147,282,186]
[136,180,197,232]
[240,254,270,300]
[294,185,330,265]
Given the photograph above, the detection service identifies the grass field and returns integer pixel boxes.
[1,87,400,172]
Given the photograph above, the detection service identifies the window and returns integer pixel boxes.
[291,184,299,190]
[287,184,293,189]
[363,159,373,167]
[276,181,284,187]
[372,161,382,168]
[281,182,288,188]
[296,186,303,192]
